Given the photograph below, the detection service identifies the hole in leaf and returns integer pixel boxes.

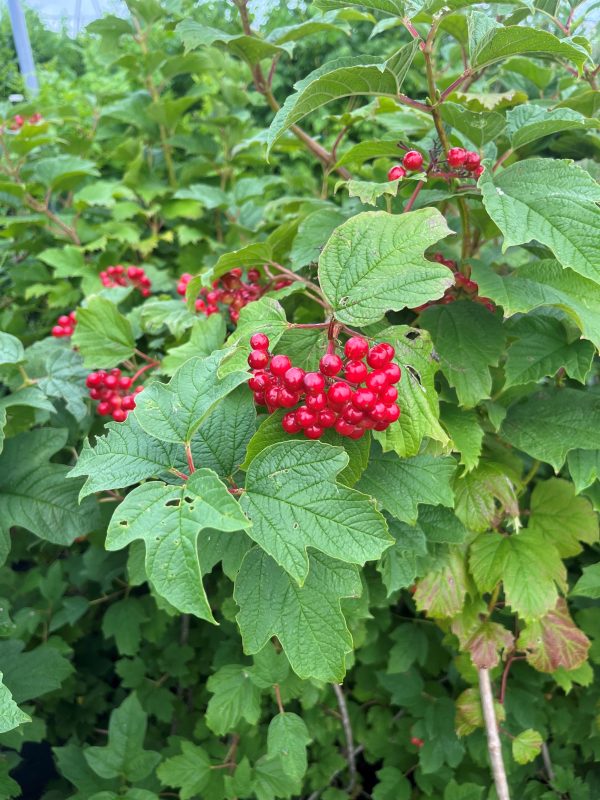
[405,330,420,340]
[165,499,181,507]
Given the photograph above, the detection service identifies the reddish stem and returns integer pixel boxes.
[170,468,189,481]
[185,443,196,474]
[499,655,526,704]
[131,361,157,385]
[273,684,285,714]
[438,70,473,103]
[403,180,424,213]
[135,348,160,365]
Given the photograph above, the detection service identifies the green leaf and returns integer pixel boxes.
[267,713,311,786]
[218,298,288,377]
[454,462,518,532]
[241,441,390,584]
[512,729,543,765]
[84,694,160,782]
[420,301,506,408]
[439,103,505,147]
[528,478,598,558]
[318,210,454,326]
[139,300,197,339]
[160,314,227,376]
[571,563,600,598]
[290,207,347,268]
[268,20,347,45]
[267,43,418,155]
[501,388,600,471]
[470,26,589,71]
[335,140,406,168]
[357,446,456,525]
[480,159,600,286]
[38,245,86,278]
[25,340,90,420]
[71,296,135,368]
[0,640,73,703]
[470,530,566,619]
[176,20,286,64]
[415,548,469,618]
[504,315,594,387]
[506,105,595,150]
[337,177,402,206]
[471,259,600,349]
[174,183,228,209]
[106,469,251,622]
[0,672,30,733]
[157,742,211,800]
[567,449,600,494]
[0,428,100,544]
[134,352,248,444]
[29,154,99,190]
[206,664,262,735]
[441,404,484,472]
[314,0,407,13]
[517,598,590,671]
[235,549,361,681]
[102,598,148,656]
[68,415,180,499]
[0,332,24,365]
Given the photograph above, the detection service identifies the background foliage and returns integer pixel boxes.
[0,1,599,799]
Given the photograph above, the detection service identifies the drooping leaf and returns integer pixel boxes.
[240,440,390,584]
[0,639,73,703]
[567,449,600,494]
[234,549,361,682]
[452,608,514,669]
[517,598,590,671]
[319,210,454,326]
[106,470,251,621]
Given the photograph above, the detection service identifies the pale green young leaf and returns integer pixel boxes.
[504,315,594,387]
[106,469,251,621]
[420,301,506,408]
[134,352,248,444]
[68,415,181,499]
[567,450,600,494]
[471,259,600,348]
[441,404,484,472]
[501,388,600,471]
[0,672,30,734]
[84,694,160,782]
[336,177,402,206]
[209,242,273,281]
[357,446,456,525]
[506,105,595,150]
[160,314,227,376]
[517,598,590,671]
[571,563,600,598]
[206,664,262,735]
[0,332,24,365]
[512,729,543,765]
[241,441,390,584]
[267,20,347,45]
[319,210,453,326]
[314,0,408,13]
[267,713,311,785]
[235,548,361,682]
[414,548,469,618]
[439,103,505,147]
[176,20,287,62]
[480,160,600,285]
[528,478,598,557]
[71,296,135,368]
[157,742,211,800]
[139,299,197,339]
[470,26,589,71]
[218,297,288,377]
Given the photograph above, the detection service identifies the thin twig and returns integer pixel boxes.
[541,742,555,783]
[305,745,365,800]
[273,684,285,715]
[332,683,357,793]
[403,180,424,213]
[479,668,511,800]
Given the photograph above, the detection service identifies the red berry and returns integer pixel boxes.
[348,427,365,439]
[366,370,388,392]
[464,152,481,171]
[303,372,325,394]
[253,391,266,405]
[384,403,400,423]
[380,385,398,404]
[345,360,368,384]
[374,421,389,431]
[119,376,133,390]
[248,350,269,369]
[279,388,299,408]
[230,268,243,278]
[447,147,467,168]
[122,395,136,411]
[306,392,327,412]
[134,386,144,394]
[367,345,391,369]
[86,372,101,388]
[58,314,70,326]
[328,382,352,405]
[335,419,354,437]
[304,425,323,440]
[474,165,485,178]
[248,268,261,282]
[282,412,301,434]
[283,367,305,391]
[411,737,424,748]
[403,150,424,171]
[248,372,269,391]
[318,408,337,428]
[109,393,122,408]
[89,388,101,400]
[352,389,376,411]
[370,401,388,422]
[112,408,127,422]
[270,355,291,377]
[250,333,269,351]
[52,325,65,337]
[97,401,111,415]
[110,368,121,377]
[388,164,406,181]
[265,387,281,407]
[319,354,343,377]
[344,336,369,360]
[104,375,118,389]
[296,406,317,428]
[343,406,364,424]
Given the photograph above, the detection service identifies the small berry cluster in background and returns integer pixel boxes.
[85,368,144,422]
[177,268,291,324]
[3,112,43,132]
[100,265,152,297]
[51,311,77,338]
[446,147,484,177]
[248,334,401,441]
[388,149,424,181]
[413,253,496,313]
[387,146,484,182]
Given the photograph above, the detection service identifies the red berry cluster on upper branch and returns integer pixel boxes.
[387,146,484,182]
[177,267,291,324]
[51,311,77,338]
[100,265,152,297]
[413,254,495,313]
[247,334,401,441]
[85,368,144,422]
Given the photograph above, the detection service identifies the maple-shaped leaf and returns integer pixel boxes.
[414,548,469,619]
[106,469,251,622]
[240,440,391,585]
[452,605,515,670]
[455,687,505,737]
[517,598,590,672]
[512,729,543,765]
[528,478,598,558]
[234,548,361,682]
[454,462,518,533]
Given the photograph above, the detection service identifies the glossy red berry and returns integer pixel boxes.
[265,387,280,407]
[474,164,485,178]
[52,325,65,337]
[318,408,337,428]
[411,737,424,748]
[319,354,343,377]
[104,375,118,389]
[365,370,388,392]
[119,376,133,390]
[447,147,467,168]
[282,412,302,434]
[343,406,364,424]
[248,349,269,369]
[328,382,352,405]
[403,150,424,171]
[306,392,327,412]
[283,367,305,391]
[270,355,292,377]
[112,408,127,422]
[464,151,481,171]
[352,389,376,411]
[384,403,400,423]
[370,401,388,422]
[383,362,400,383]
[253,391,266,405]
[335,419,354,437]
[303,372,325,394]
[344,360,368,384]
[250,332,269,351]
[279,388,299,408]
[348,427,365,439]
[86,372,101,388]
[367,345,391,368]
[380,385,398,404]
[248,372,269,391]
[388,164,406,181]
[344,336,369,360]
[97,401,111,416]
[296,406,317,428]
[304,425,323,440]
[122,395,136,411]
[248,268,261,282]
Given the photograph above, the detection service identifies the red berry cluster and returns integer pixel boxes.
[388,149,424,181]
[4,112,43,132]
[51,311,77,338]
[247,334,401,441]
[100,265,152,297]
[413,254,495,313]
[85,368,143,422]
[447,147,484,177]
[177,268,290,324]
[411,737,425,748]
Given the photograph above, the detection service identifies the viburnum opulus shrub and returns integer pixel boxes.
[0,0,599,798]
